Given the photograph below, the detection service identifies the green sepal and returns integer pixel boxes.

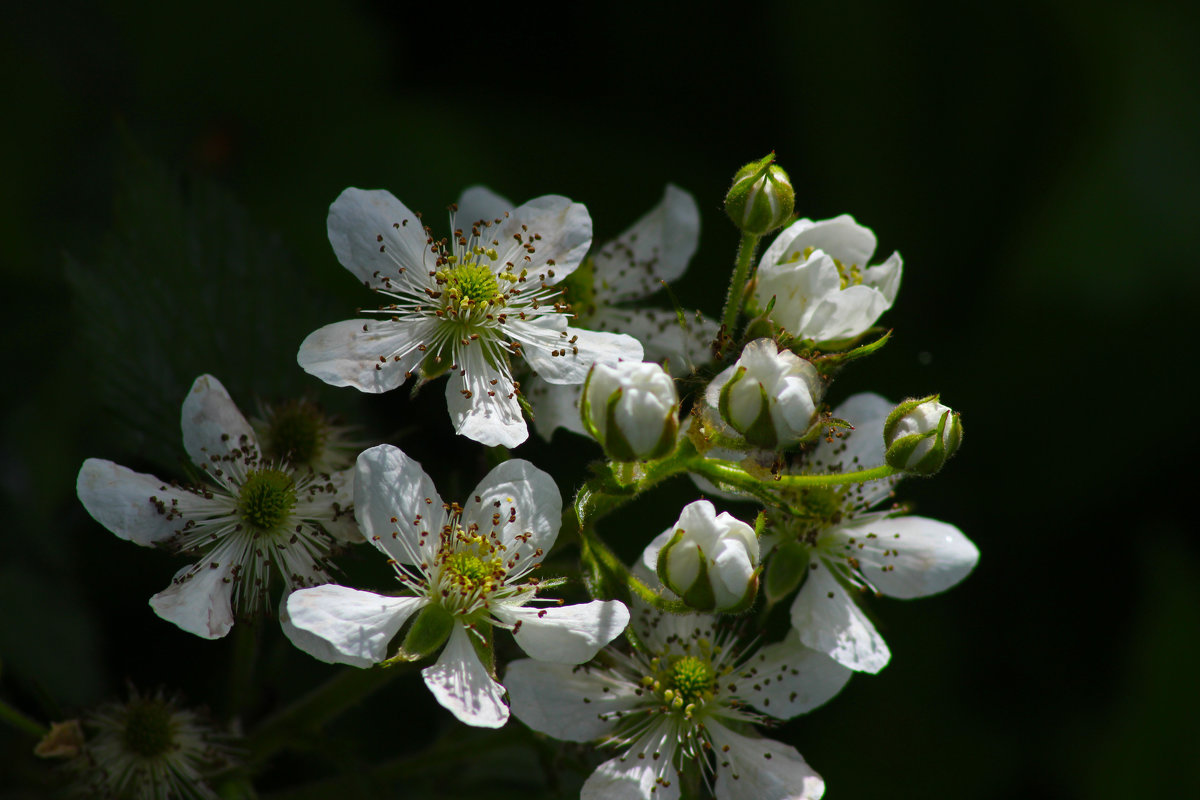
[470,623,497,678]
[418,348,453,382]
[578,365,603,443]
[883,394,939,444]
[811,329,892,376]
[724,153,795,235]
[678,546,717,612]
[600,388,640,462]
[396,604,454,661]
[645,412,680,462]
[720,564,762,614]
[765,540,811,606]
[655,528,688,589]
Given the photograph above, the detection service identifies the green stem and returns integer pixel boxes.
[0,696,47,739]
[720,231,762,341]
[244,663,411,765]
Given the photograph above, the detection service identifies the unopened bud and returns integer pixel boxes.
[655,500,759,612]
[711,338,821,449]
[884,395,963,475]
[724,153,795,235]
[581,362,679,462]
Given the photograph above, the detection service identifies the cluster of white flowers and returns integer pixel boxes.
[72,164,974,800]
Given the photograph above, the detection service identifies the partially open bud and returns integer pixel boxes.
[581,362,679,462]
[724,153,795,235]
[655,500,759,612]
[710,338,822,449]
[884,395,963,475]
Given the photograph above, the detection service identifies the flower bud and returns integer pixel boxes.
[724,153,795,235]
[581,362,679,462]
[884,395,963,475]
[710,338,821,449]
[656,500,759,612]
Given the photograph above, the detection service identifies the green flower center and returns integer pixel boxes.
[667,656,714,706]
[121,698,176,758]
[443,262,501,308]
[262,401,325,467]
[443,551,500,592]
[237,469,297,533]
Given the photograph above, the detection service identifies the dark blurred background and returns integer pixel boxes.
[3,0,1199,797]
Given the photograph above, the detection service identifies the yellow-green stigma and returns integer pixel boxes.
[262,401,326,467]
[667,656,715,707]
[120,698,176,758]
[237,469,297,533]
[443,551,499,593]
[440,255,502,310]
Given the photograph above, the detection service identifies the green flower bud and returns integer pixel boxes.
[884,395,963,475]
[581,362,680,462]
[724,153,795,235]
[654,500,759,612]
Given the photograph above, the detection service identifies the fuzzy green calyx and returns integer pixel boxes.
[262,401,326,467]
[120,697,176,758]
[399,604,455,661]
[765,539,811,605]
[724,153,795,235]
[559,257,597,319]
[237,469,297,533]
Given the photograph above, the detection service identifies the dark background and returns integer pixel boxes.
[3,0,1199,797]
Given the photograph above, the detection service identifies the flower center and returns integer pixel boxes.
[237,469,297,533]
[262,401,325,467]
[442,550,501,593]
[668,656,715,706]
[121,698,176,758]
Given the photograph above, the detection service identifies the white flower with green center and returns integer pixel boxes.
[252,397,359,475]
[297,186,644,448]
[76,375,358,639]
[763,393,978,674]
[525,185,720,439]
[282,444,631,728]
[506,604,851,800]
[753,215,902,345]
[65,688,235,800]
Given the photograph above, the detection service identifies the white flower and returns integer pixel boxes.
[770,393,978,673]
[64,688,235,800]
[706,338,823,449]
[753,215,902,344]
[282,444,630,728]
[527,185,719,439]
[297,186,643,448]
[642,500,759,612]
[506,605,851,800]
[76,375,357,639]
[582,361,680,461]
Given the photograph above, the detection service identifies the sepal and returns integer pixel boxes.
[724,153,795,235]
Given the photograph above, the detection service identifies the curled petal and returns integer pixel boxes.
[298,318,436,394]
[283,585,426,667]
[832,515,978,600]
[498,600,629,664]
[181,374,256,467]
[76,459,195,547]
[421,624,509,728]
[354,445,443,564]
[463,458,562,555]
[149,561,236,640]
[327,188,432,288]
[790,559,890,674]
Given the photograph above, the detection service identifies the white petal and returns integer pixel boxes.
[525,377,586,440]
[354,445,443,564]
[866,250,902,303]
[320,467,362,544]
[809,392,898,510]
[504,659,635,742]
[76,459,195,547]
[803,284,891,343]
[736,631,852,719]
[444,352,528,448]
[490,194,592,281]
[455,185,514,227]
[283,585,425,667]
[498,601,629,664]
[327,188,432,287]
[583,749,681,800]
[149,561,236,639]
[462,458,562,555]
[590,307,718,376]
[515,319,644,385]
[297,317,435,394]
[592,183,700,303]
[421,624,509,728]
[710,722,825,800]
[831,515,978,600]
[180,374,256,467]
[762,215,877,272]
[790,559,890,673]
